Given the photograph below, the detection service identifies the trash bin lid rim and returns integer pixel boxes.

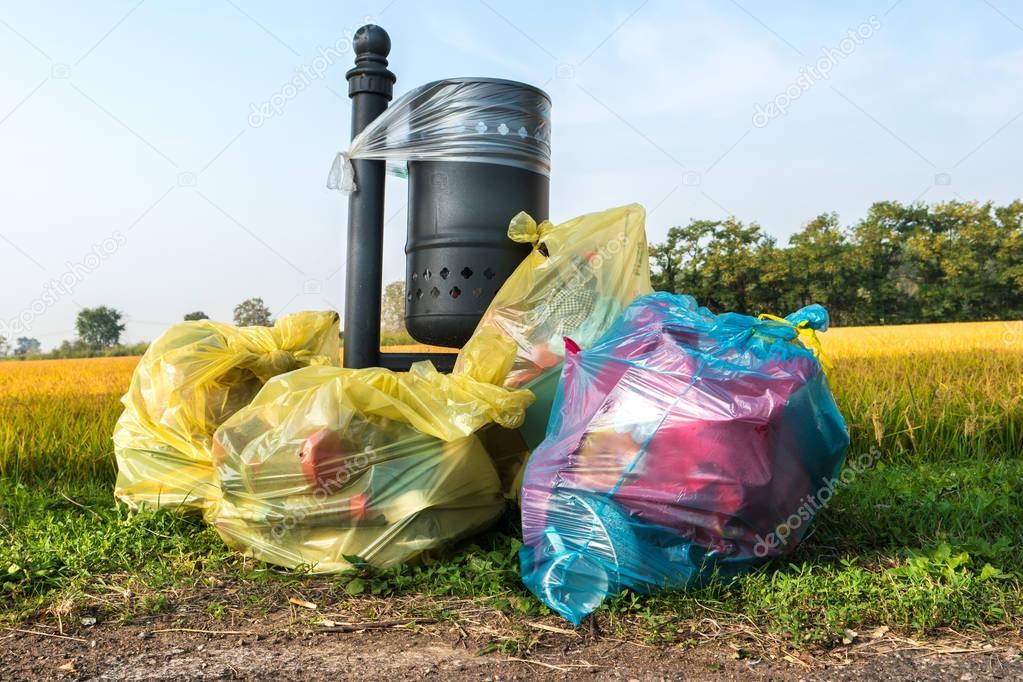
[419,77,551,104]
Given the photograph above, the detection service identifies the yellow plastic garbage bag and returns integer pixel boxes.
[454,204,652,464]
[209,361,534,572]
[113,311,341,512]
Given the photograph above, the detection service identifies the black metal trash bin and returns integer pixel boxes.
[402,78,551,347]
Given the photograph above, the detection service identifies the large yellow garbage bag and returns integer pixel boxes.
[210,361,534,572]
[454,204,652,475]
[113,311,340,512]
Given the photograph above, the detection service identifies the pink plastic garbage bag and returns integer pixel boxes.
[519,292,849,623]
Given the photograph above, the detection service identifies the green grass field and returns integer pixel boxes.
[1,321,1022,648]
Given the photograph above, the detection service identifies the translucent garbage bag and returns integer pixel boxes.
[113,311,341,512]
[210,361,534,572]
[454,204,652,460]
[519,293,849,624]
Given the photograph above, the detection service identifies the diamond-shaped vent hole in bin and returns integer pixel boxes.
[472,287,483,298]
[483,267,495,280]
[430,286,440,298]
[461,266,473,279]
[439,267,449,279]
[415,289,423,300]
[423,268,432,279]
[450,286,461,299]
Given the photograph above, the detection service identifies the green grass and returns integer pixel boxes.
[1,339,1022,646]
[378,330,418,346]
[3,455,1021,643]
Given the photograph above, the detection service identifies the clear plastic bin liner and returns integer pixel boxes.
[329,78,551,192]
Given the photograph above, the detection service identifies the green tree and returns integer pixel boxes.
[648,199,1023,325]
[651,217,775,314]
[992,200,1023,319]
[649,236,683,293]
[14,337,41,356]
[380,281,407,334]
[183,311,209,321]
[842,201,923,324]
[649,219,716,297]
[782,213,856,323]
[705,218,777,314]
[233,298,272,327]
[76,306,126,348]
[934,200,1020,321]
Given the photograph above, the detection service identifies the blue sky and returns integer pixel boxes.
[2,0,1022,348]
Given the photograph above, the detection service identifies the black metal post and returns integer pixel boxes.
[343,25,395,368]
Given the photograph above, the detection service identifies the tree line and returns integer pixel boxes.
[6,199,1021,361]
[0,298,276,360]
[650,200,1023,325]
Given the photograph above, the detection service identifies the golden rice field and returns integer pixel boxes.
[0,323,1014,488]
[0,320,1020,485]
[823,320,1023,461]
[0,356,138,483]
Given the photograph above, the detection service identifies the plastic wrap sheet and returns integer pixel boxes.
[329,78,551,192]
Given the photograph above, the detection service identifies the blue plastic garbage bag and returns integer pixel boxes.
[519,292,849,624]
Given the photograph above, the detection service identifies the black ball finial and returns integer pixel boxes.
[353,24,390,57]
[346,24,394,99]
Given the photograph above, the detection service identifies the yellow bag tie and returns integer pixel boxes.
[757,313,832,372]
[507,211,554,246]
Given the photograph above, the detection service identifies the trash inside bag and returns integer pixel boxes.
[455,204,653,464]
[113,311,341,512]
[210,361,534,572]
[519,293,849,624]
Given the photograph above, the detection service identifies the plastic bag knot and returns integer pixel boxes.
[507,212,554,246]
[756,312,832,372]
[327,151,357,193]
[240,348,299,379]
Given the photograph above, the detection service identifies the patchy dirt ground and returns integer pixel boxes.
[4,620,1023,681]
[3,594,1022,681]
